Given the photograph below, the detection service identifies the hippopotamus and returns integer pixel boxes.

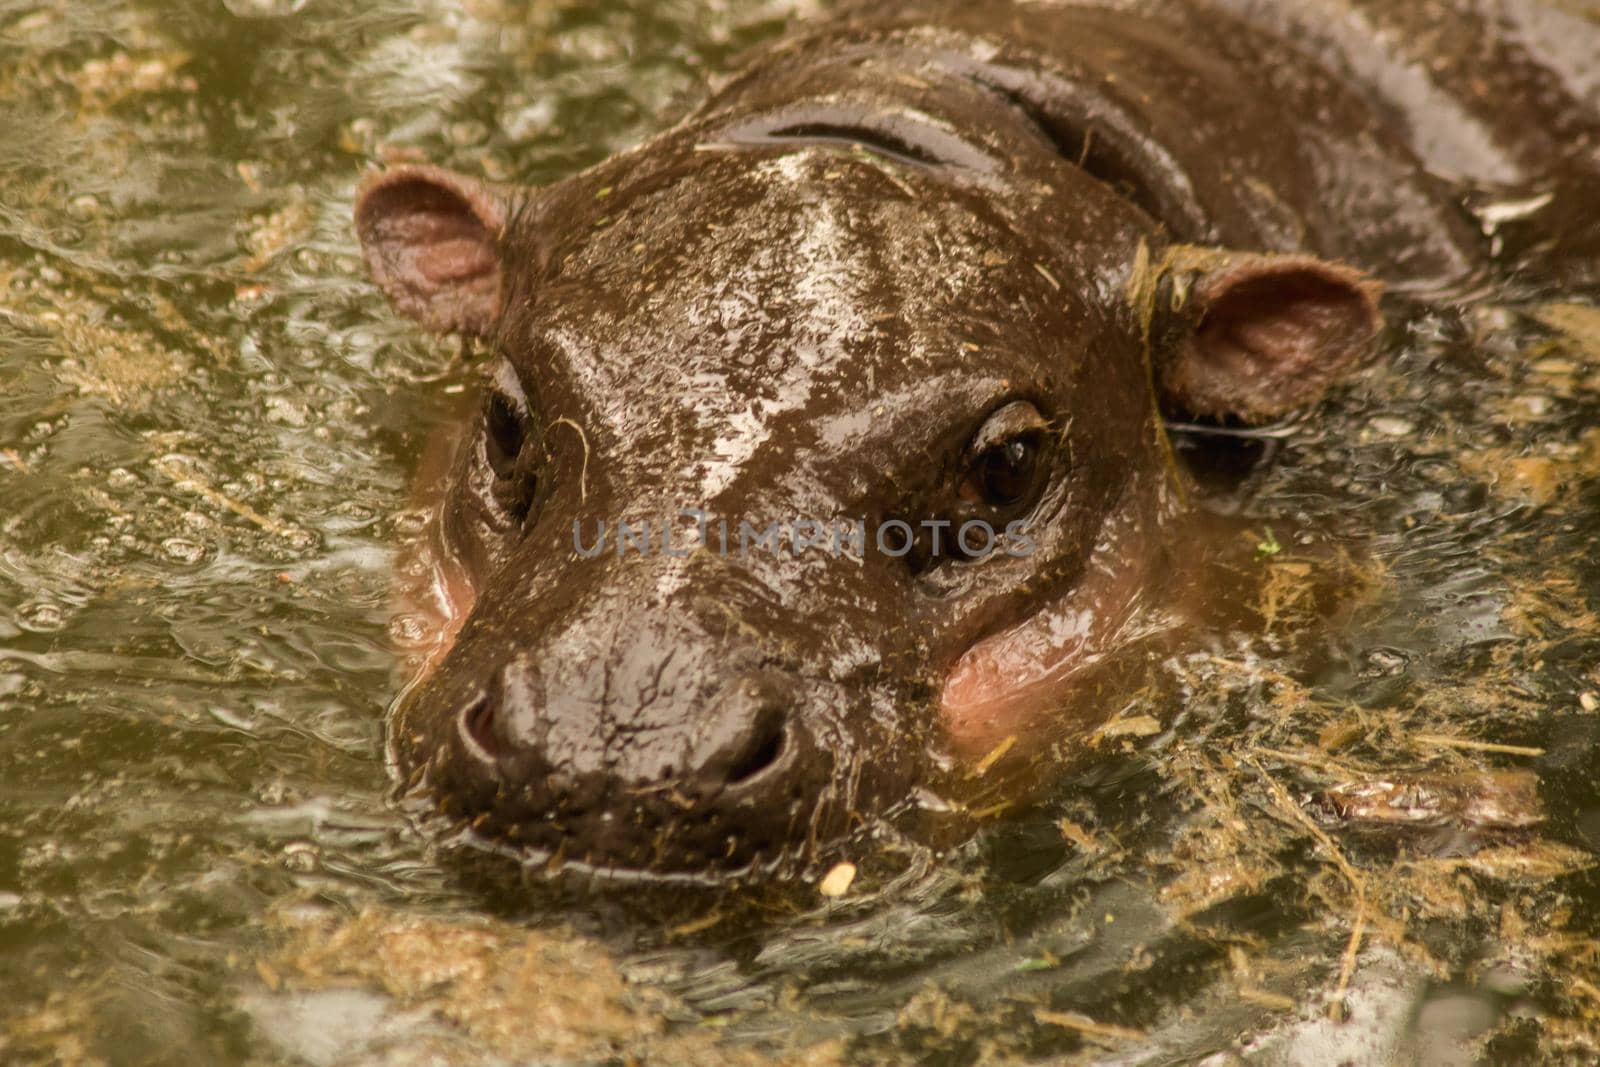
[355,0,1600,881]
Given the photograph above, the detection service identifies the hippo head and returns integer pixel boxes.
[356,98,1378,881]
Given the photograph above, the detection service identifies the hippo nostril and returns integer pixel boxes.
[725,707,788,787]
[459,693,501,761]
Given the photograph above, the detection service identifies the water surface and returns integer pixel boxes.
[2,1,1599,1063]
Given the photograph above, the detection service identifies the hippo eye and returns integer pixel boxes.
[958,401,1052,514]
[485,391,525,479]
[975,438,1039,507]
[898,402,1052,574]
[482,362,536,524]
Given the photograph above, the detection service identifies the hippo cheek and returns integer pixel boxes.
[394,540,478,681]
[423,566,477,673]
[938,528,1171,761]
[941,605,1108,760]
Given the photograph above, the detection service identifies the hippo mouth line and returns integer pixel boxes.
[427,814,812,889]
[395,714,927,888]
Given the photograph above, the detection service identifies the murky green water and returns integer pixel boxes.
[2,1,1599,1064]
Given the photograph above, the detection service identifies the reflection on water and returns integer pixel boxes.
[1,1,1598,1063]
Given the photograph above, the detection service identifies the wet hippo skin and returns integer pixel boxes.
[354,0,1600,881]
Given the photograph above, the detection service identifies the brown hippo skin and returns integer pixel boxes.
[355,0,1600,881]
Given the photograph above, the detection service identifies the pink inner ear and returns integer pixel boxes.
[355,167,506,337]
[388,209,499,286]
[1199,270,1369,382]
[1174,257,1381,421]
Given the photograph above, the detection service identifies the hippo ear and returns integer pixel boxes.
[1155,252,1383,423]
[355,164,510,338]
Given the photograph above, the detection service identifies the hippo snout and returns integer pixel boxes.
[462,662,800,796]
[401,610,841,876]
